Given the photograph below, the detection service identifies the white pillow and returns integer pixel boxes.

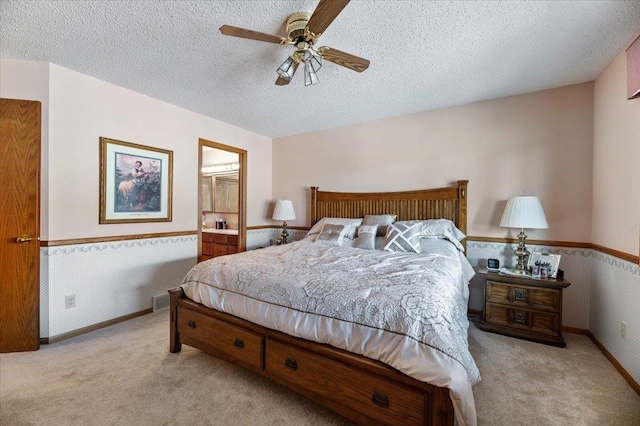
[307,218,362,239]
[421,219,466,241]
[315,224,349,246]
[354,225,378,250]
[382,222,422,253]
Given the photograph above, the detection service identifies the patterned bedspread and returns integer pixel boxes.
[181,240,480,425]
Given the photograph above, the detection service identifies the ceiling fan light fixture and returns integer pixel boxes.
[276,56,297,80]
[303,50,322,73]
[304,62,320,86]
[220,1,370,87]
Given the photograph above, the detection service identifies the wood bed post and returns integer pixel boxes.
[431,386,455,425]
[168,287,183,353]
[310,186,319,225]
[457,180,469,252]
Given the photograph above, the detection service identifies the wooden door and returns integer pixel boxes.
[0,98,41,352]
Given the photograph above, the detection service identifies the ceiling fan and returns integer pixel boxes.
[219,0,370,86]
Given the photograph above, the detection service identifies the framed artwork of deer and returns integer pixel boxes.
[99,137,173,224]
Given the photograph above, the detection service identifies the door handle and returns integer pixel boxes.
[16,235,34,243]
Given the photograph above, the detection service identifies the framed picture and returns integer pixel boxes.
[99,137,173,224]
[528,252,561,278]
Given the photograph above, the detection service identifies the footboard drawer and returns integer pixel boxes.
[265,339,424,425]
[178,308,263,369]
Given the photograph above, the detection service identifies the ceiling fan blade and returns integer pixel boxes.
[306,0,350,36]
[275,76,291,86]
[219,25,287,44]
[317,47,370,72]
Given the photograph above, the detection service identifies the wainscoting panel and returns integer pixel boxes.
[40,235,197,338]
[590,252,640,386]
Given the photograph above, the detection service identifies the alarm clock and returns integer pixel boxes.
[487,258,500,271]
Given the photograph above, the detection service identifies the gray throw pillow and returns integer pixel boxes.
[316,224,347,246]
[362,214,397,236]
[382,222,422,253]
[354,225,378,250]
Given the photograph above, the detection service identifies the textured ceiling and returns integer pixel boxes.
[1,1,639,138]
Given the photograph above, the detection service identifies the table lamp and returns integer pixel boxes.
[499,195,548,275]
[272,199,296,244]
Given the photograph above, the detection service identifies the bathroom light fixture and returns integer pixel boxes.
[201,162,240,174]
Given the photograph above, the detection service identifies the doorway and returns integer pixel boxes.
[198,139,247,261]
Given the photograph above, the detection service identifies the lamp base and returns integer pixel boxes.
[280,221,289,244]
[514,230,531,275]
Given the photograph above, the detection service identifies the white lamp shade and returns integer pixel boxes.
[272,199,296,221]
[499,196,548,229]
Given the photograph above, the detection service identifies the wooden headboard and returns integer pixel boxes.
[310,180,468,251]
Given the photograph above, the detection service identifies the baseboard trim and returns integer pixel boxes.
[561,325,590,335]
[41,308,153,344]
[587,331,640,397]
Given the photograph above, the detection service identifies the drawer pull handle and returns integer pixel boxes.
[187,320,196,329]
[514,288,527,302]
[234,338,245,349]
[285,358,298,371]
[514,311,526,324]
[372,391,389,408]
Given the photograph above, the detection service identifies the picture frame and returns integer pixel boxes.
[99,137,173,224]
[527,252,561,279]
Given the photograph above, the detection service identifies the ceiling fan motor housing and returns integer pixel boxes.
[286,12,312,42]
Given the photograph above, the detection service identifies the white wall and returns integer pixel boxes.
[1,59,273,337]
[593,50,640,255]
[273,83,594,245]
[0,60,51,237]
[591,48,640,386]
[47,63,273,240]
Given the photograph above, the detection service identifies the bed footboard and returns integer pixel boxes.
[168,287,454,426]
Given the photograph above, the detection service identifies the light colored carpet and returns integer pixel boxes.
[1,310,639,425]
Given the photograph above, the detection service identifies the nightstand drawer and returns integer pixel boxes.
[486,280,559,313]
[485,303,560,336]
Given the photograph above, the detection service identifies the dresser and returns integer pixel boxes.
[478,271,571,347]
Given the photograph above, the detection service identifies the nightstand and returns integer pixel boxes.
[478,270,571,347]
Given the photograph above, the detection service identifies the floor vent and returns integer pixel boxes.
[152,293,170,311]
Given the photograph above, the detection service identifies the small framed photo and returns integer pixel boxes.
[100,137,173,224]
[528,252,561,278]
[531,264,541,279]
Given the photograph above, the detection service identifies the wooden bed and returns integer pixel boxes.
[169,180,469,426]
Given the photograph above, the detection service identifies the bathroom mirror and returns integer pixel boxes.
[201,175,214,212]
[214,173,239,213]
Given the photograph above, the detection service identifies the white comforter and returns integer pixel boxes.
[181,239,480,425]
